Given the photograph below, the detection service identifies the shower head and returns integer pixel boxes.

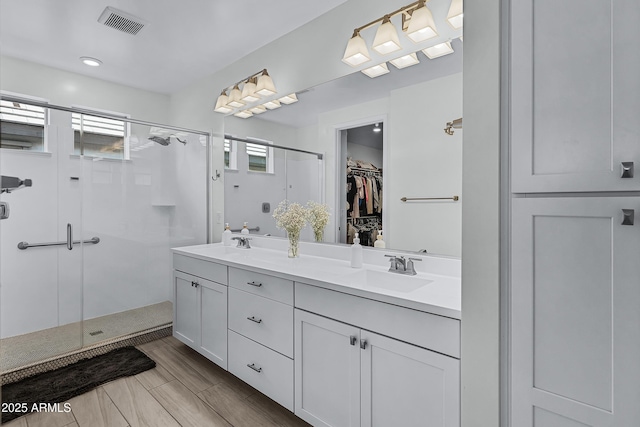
[148,135,187,146]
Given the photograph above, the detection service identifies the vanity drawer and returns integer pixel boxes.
[228,287,293,357]
[228,330,294,411]
[229,267,293,305]
[174,254,227,285]
[295,282,461,359]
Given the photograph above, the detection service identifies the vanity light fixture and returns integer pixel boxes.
[342,0,441,68]
[240,77,261,103]
[405,0,438,43]
[422,41,454,59]
[361,62,390,78]
[372,15,402,55]
[214,90,233,114]
[389,52,420,69]
[278,93,298,104]
[263,99,282,110]
[80,56,102,67]
[234,110,253,119]
[447,0,463,29]
[255,70,277,96]
[227,84,245,108]
[249,105,267,114]
[342,30,371,66]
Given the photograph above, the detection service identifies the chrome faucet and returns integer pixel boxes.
[384,255,421,275]
[232,236,252,249]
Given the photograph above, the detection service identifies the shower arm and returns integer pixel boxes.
[444,118,463,135]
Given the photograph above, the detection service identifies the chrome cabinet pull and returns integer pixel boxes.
[622,209,635,226]
[247,281,263,287]
[621,162,634,178]
[247,363,262,373]
[350,336,357,346]
[247,316,262,324]
[360,339,367,350]
[67,223,73,250]
[191,281,199,288]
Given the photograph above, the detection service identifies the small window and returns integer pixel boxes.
[246,142,269,172]
[224,139,237,169]
[0,100,46,151]
[72,112,128,159]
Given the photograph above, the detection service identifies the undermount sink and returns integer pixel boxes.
[348,269,433,293]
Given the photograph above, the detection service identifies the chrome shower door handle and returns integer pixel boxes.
[67,223,73,250]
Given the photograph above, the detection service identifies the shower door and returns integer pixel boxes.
[0,107,85,372]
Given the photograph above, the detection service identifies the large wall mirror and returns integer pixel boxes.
[224,40,462,256]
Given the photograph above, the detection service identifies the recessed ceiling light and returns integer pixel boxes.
[80,57,102,67]
[373,123,382,132]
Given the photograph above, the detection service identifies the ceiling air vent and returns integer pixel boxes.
[98,6,147,35]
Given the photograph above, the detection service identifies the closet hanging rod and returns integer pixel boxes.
[401,196,460,202]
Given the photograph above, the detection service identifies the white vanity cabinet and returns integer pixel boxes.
[227,267,295,411]
[295,283,460,427]
[173,254,228,369]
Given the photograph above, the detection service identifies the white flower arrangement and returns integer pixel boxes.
[307,201,330,242]
[273,200,309,257]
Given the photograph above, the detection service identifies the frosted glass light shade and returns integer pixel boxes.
[241,78,260,103]
[256,71,277,96]
[249,105,267,114]
[447,0,463,29]
[263,99,281,110]
[406,5,438,43]
[342,32,371,67]
[227,84,245,108]
[234,110,253,119]
[422,41,454,59]
[372,17,402,55]
[389,53,420,69]
[361,62,390,78]
[278,93,298,104]
[214,91,232,114]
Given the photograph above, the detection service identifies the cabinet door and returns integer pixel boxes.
[174,271,199,346]
[511,0,640,193]
[295,310,361,427]
[200,281,227,369]
[360,331,460,427]
[512,197,640,426]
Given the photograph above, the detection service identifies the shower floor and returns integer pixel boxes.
[0,301,172,373]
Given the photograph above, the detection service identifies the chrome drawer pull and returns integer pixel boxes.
[247,363,262,373]
[350,336,357,346]
[360,339,367,350]
[247,281,263,287]
[247,316,263,324]
[622,209,635,226]
[621,162,634,178]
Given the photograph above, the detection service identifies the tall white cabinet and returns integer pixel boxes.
[509,0,640,425]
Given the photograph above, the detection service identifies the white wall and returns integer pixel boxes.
[346,142,383,170]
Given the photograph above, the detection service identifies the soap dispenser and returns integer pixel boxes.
[223,223,232,246]
[374,230,386,248]
[351,232,363,268]
[241,222,250,235]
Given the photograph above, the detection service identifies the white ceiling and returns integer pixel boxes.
[0,0,348,94]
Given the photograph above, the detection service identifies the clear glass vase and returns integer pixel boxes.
[287,229,300,258]
[314,229,324,243]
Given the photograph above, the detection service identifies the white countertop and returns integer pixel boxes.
[172,240,461,320]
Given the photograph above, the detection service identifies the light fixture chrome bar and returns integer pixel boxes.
[18,237,101,250]
[224,135,323,160]
[352,1,422,34]
[401,196,460,202]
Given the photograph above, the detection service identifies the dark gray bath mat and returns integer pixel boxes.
[1,346,155,423]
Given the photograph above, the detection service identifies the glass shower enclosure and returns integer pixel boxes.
[0,97,209,373]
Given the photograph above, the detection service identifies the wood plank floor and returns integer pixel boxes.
[2,336,311,427]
